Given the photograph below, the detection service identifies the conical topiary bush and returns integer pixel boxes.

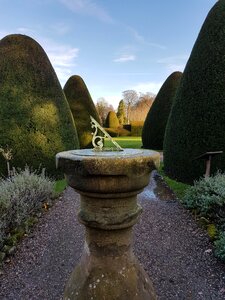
[142,71,182,150]
[0,34,79,177]
[105,111,120,128]
[63,75,101,148]
[164,0,225,184]
[117,99,126,125]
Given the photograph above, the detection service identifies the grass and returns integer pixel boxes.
[104,136,142,149]
[54,179,67,195]
[158,163,190,199]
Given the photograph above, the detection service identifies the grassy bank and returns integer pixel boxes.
[104,136,142,149]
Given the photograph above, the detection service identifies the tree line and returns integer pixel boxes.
[95,90,155,126]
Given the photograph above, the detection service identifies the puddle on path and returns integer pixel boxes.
[139,171,177,202]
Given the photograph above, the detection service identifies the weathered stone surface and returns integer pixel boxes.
[56,148,160,300]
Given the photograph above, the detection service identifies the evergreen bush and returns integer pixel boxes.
[214,232,225,262]
[104,111,120,128]
[0,34,79,177]
[164,1,225,183]
[142,72,182,150]
[117,100,126,124]
[63,75,100,148]
[104,127,131,137]
[131,121,144,137]
[182,172,225,221]
[0,166,54,248]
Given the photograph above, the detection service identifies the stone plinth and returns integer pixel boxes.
[56,149,160,300]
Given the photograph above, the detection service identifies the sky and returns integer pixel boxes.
[0,0,217,109]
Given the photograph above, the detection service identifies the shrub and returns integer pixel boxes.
[117,100,126,125]
[0,34,79,177]
[182,172,225,262]
[182,172,225,222]
[0,166,54,248]
[142,72,182,150]
[104,127,131,137]
[63,75,101,148]
[214,232,225,262]
[105,111,120,128]
[164,1,225,184]
[130,121,144,137]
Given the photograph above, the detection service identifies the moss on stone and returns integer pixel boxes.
[0,34,79,177]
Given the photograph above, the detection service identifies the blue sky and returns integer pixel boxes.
[0,0,216,108]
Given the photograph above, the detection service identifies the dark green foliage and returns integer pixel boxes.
[164,0,225,184]
[105,111,120,128]
[214,232,225,262]
[0,34,79,177]
[63,75,100,148]
[117,100,126,124]
[142,72,182,150]
[131,121,144,137]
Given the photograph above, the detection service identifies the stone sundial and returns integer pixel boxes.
[56,116,160,300]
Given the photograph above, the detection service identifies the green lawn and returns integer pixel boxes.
[158,163,190,199]
[104,136,142,149]
[54,179,67,195]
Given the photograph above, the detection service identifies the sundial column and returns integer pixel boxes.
[56,149,160,300]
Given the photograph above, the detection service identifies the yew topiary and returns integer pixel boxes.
[164,0,225,184]
[105,111,120,128]
[0,34,79,177]
[142,72,182,150]
[63,75,101,148]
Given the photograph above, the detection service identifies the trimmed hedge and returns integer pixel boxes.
[164,1,225,184]
[104,127,131,137]
[104,111,120,128]
[0,34,79,177]
[131,121,144,137]
[142,72,182,150]
[63,75,100,148]
[117,99,126,124]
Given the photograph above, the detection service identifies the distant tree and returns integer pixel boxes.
[0,34,79,177]
[105,111,120,128]
[96,98,114,125]
[130,93,154,122]
[63,75,101,149]
[122,90,138,124]
[139,92,155,104]
[164,0,225,183]
[116,99,126,125]
[142,71,182,150]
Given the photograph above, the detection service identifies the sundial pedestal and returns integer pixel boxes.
[56,149,160,300]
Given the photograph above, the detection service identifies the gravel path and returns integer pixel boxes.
[0,171,225,300]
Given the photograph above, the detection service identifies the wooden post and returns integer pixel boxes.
[193,151,223,177]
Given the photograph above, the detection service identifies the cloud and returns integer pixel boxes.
[16,27,36,35]
[40,39,79,84]
[50,23,71,35]
[131,81,163,95]
[0,28,79,86]
[114,54,136,63]
[59,0,114,23]
[157,54,188,72]
[127,26,166,50]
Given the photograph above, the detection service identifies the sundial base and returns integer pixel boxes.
[56,149,160,300]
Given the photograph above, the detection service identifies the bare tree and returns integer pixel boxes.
[95,97,114,125]
[130,94,155,122]
[122,90,138,124]
[139,92,155,107]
